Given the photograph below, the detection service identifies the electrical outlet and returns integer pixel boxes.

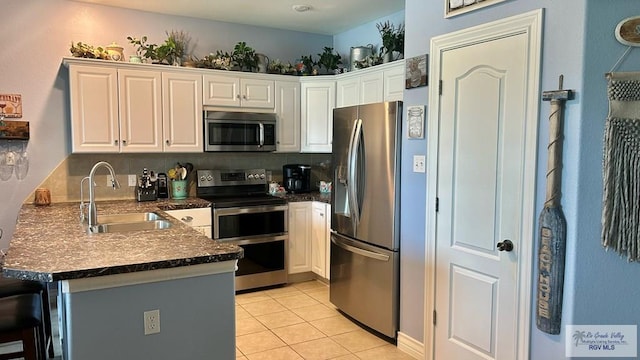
[128,175,137,187]
[144,309,160,335]
[413,155,426,173]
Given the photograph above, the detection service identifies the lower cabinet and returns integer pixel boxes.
[311,202,330,279]
[164,208,212,238]
[288,201,330,279]
[288,202,313,274]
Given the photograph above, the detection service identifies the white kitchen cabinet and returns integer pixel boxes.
[69,64,120,153]
[68,60,202,153]
[164,208,212,238]
[300,78,335,153]
[288,202,313,274]
[335,61,404,109]
[275,80,301,152]
[162,72,203,152]
[203,73,274,109]
[383,61,405,102]
[118,69,163,153]
[325,203,331,280]
[311,201,330,279]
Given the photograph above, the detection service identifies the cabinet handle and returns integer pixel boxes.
[181,216,193,222]
[243,95,247,100]
[122,140,127,145]
[166,140,170,145]
[236,94,241,99]
[114,140,118,145]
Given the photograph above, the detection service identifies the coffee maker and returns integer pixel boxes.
[283,164,311,193]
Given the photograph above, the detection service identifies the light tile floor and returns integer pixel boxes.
[235,280,413,360]
[1,280,412,360]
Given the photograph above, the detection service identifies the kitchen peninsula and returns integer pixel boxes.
[3,199,243,360]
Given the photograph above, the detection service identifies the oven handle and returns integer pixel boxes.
[213,204,288,216]
[216,234,288,244]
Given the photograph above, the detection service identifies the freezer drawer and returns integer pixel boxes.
[329,232,399,339]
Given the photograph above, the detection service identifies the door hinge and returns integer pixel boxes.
[439,80,443,95]
[435,197,439,212]
[433,310,437,325]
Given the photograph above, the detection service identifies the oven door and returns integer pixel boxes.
[213,204,288,291]
[204,119,276,152]
[213,204,287,241]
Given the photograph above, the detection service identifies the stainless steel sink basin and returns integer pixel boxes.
[89,219,172,233]
[98,212,163,224]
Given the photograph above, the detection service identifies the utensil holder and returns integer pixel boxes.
[171,180,188,199]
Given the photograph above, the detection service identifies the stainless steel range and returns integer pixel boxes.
[196,169,288,291]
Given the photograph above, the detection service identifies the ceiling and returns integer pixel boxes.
[71,0,405,35]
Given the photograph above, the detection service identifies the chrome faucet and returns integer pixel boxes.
[86,161,121,229]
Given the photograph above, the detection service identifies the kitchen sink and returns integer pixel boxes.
[97,212,164,224]
[89,219,172,233]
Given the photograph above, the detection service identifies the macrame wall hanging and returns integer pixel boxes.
[601,16,640,260]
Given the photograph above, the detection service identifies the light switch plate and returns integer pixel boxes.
[413,155,426,173]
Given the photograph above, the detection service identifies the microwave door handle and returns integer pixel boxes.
[258,122,264,148]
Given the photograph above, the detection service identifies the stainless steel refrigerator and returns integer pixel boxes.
[330,101,402,340]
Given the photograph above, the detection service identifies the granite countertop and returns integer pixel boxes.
[3,198,243,282]
[274,191,331,204]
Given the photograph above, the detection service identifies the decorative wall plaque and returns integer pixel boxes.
[0,94,22,118]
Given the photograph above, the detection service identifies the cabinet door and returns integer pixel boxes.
[203,74,241,107]
[336,76,359,108]
[69,65,119,153]
[311,202,328,278]
[118,69,163,153]
[288,202,312,274]
[162,72,203,152]
[275,80,301,152]
[360,71,384,105]
[301,80,335,153]
[241,78,275,109]
[384,62,405,102]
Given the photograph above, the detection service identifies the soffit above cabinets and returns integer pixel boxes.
[70,0,404,35]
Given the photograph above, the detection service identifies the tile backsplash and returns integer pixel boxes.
[26,152,331,204]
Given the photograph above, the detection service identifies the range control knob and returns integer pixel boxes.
[206,175,213,181]
[259,173,266,179]
[247,174,254,179]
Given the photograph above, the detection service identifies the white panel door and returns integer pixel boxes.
[240,78,275,109]
[311,201,328,278]
[288,202,312,274]
[359,71,383,105]
[202,74,240,107]
[336,76,360,108]
[118,69,163,153]
[434,32,531,360]
[301,80,335,153]
[383,62,405,102]
[162,72,203,152]
[275,80,301,152]
[69,65,119,153]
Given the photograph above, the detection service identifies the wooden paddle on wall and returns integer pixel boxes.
[536,75,574,335]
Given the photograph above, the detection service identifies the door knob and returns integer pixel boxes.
[497,239,514,252]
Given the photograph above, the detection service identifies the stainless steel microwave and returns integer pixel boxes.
[204,110,277,152]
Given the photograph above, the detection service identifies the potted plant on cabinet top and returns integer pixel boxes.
[317,47,343,74]
[127,30,191,65]
[376,21,405,63]
[232,42,258,72]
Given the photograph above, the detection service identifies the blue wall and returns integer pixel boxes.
[399,0,640,358]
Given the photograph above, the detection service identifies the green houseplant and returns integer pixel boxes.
[232,42,258,72]
[376,21,405,62]
[317,47,342,74]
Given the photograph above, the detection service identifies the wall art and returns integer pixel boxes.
[405,54,427,89]
[446,0,507,18]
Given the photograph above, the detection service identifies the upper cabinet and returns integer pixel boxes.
[336,61,405,108]
[69,64,120,153]
[203,73,274,109]
[275,80,301,152]
[162,72,203,152]
[67,59,202,153]
[300,78,335,153]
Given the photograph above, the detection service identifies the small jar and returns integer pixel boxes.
[105,42,124,61]
[34,188,51,206]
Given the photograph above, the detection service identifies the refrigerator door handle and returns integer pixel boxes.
[347,118,362,226]
[331,233,390,262]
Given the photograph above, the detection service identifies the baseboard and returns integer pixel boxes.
[397,331,425,359]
